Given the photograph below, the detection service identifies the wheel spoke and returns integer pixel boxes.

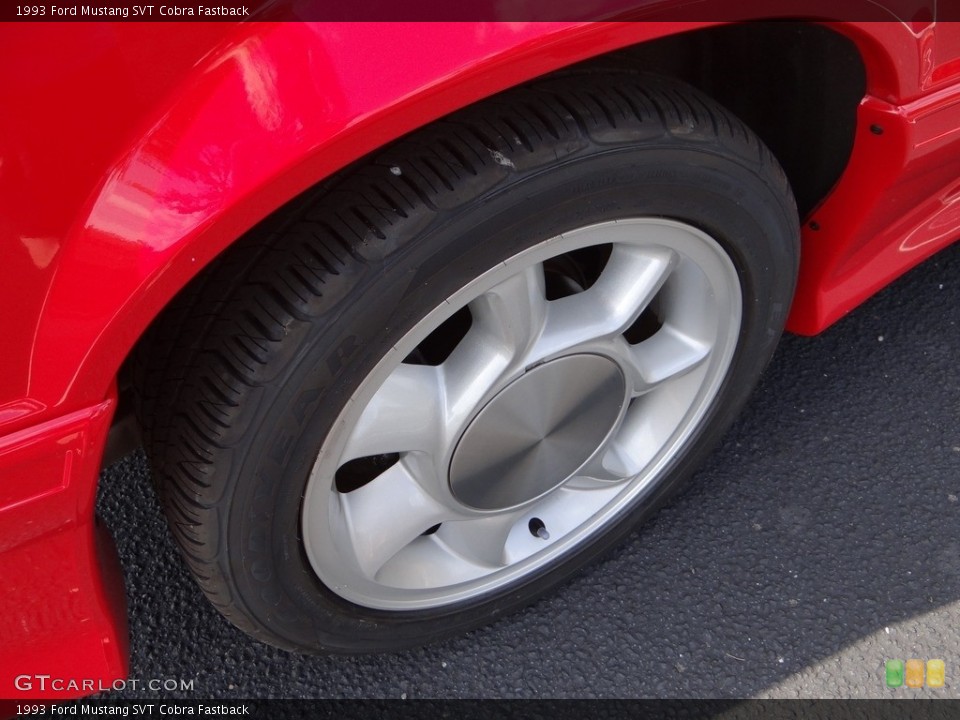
[469,264,548,362]
[601,377,697,477]
[433,511,525,568]
[373,535,498,589]
[440,269,549,437]
[628,324,711,392]
[529,245,678,363]
[339,460,451,579]
[566,452,627,484]
[341,364,442,461]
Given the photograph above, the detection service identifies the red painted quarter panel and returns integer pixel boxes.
[1,14,959,698]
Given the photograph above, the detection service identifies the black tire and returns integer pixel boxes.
[136,71,799,652]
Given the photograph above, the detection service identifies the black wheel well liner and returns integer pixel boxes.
[577,21,865,220]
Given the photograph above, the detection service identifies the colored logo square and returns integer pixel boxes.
[927,660,945,688]
[886,659,904,687]
[906,659,925,688]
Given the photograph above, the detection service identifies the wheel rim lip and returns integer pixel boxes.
[302,218,742,611]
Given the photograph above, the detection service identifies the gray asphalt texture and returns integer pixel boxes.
[97,241,960,699]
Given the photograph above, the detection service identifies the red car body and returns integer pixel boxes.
[2,12,960,699]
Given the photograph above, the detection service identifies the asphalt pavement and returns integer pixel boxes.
[97,240,960,699]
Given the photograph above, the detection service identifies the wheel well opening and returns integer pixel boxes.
[112,22,864,462]
[594,22,866,219]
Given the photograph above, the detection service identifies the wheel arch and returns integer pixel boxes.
[30,18,916,424]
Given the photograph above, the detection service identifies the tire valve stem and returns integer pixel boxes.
[529,517,550,540]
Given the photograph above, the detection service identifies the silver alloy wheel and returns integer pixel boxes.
[302,218,742,610]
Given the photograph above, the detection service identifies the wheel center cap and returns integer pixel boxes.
[449,354,626,511]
